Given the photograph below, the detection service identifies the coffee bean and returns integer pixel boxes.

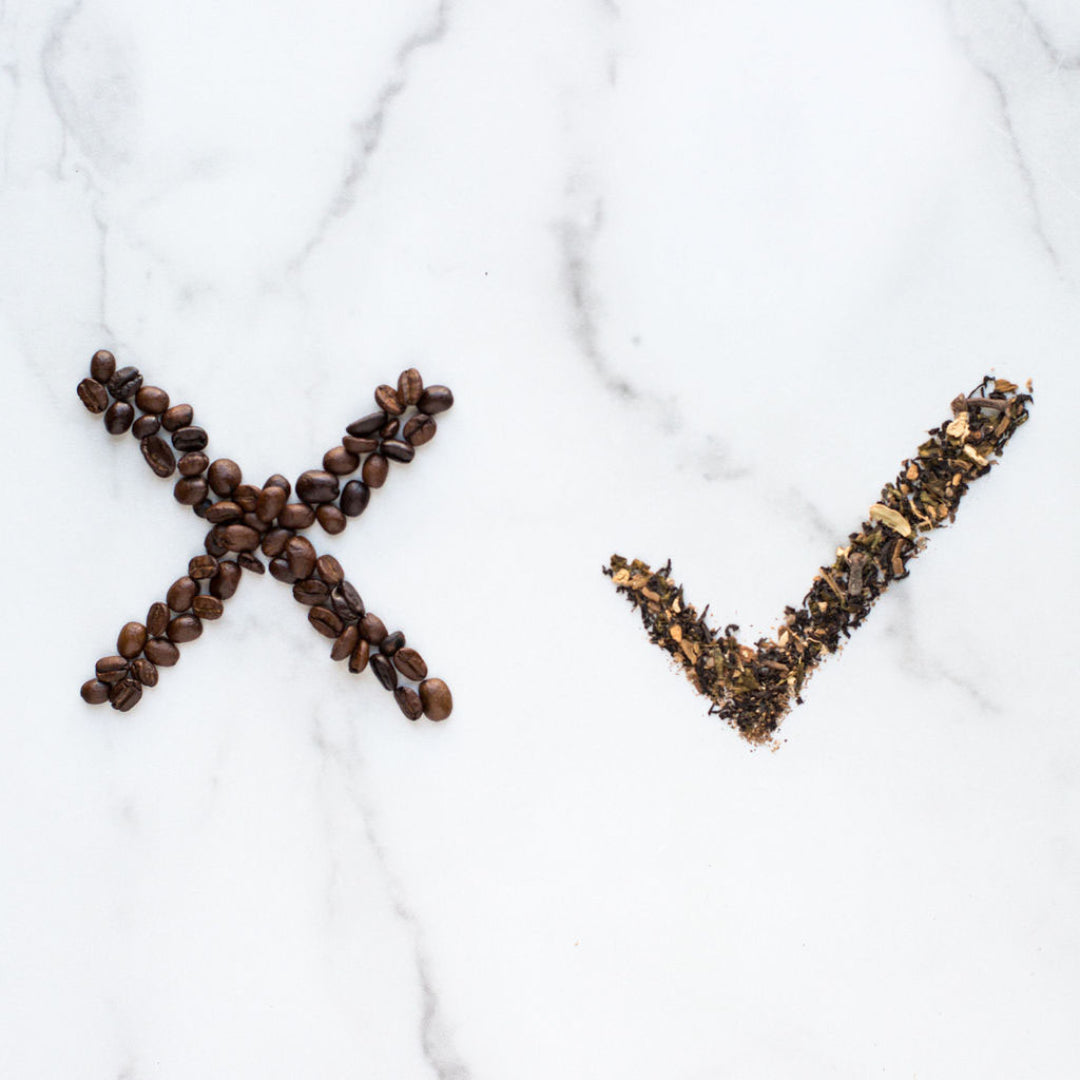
[286,536,317,579]
[381,438,414,464]
[205,527,228,558]
[132,414,161,439]
[323,446,360,475]
[233,484,261,512]
[132,657,158,687]
[419,678,453,720]
[256,484,287,523]
[418,386,454,414]
[207,458,242,495]
[193,499,213,519]
[104,401,134,434]
[264,474,291,497]
[345,411,386,437]
[340,480,371,517]
[220,523,261,552]
[293,578,329,606]
[108,366,143,402]
[192,595,224,620]
[398,368,423,407]
[95,656,129,684]
[109,678,143,712]
[316,504,346,534]
[269,557,297,583]
[140,435,176,478]
[171,426,208,452]
[361,454,388,488]
[187,554,217,580]
[174,476,208,505]
[403,414,437,446]
[394,686,423,720]
[334,581,365,618]
[380,417,400,439]
[147,602,169,637]
[315,554,344,586]
[135,386,169,414]
[144,638,180,666]
[237,552,264,574]
[90,349,116,382]
[359,612,387,646]
[308,606,343,639]
[278,503,315,529]
[209,560,242,599]
[330,624,359,662]
[296,470,339,504]
[380,630,405,656]
[162,403,194,431]
[117,621,148,659]
[178,451,209,477]
[261,528,293,557]
[167,576,198,612]
[393,647,428,681]
[205,500,243,524]
[375,384,404,416]
[343,435,378,455]
[80,678,110,705]
[348,638,370,674]
[77,378,109,414]
[167,614,202,643]
[242,511,268,534]
[370,653,398,691]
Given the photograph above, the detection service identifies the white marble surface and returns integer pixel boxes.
[2,1,1079,1076]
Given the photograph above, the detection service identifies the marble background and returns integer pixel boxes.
[2,1,1079,1076]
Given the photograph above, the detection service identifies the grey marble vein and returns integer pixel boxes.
[1019,0,1080,70]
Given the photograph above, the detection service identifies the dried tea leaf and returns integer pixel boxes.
[868,503,912,537]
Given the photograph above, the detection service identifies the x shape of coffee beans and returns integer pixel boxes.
[77,350,454,720]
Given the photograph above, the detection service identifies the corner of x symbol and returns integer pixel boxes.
[76,349,454,721]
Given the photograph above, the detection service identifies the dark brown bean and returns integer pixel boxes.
[292,578,329,606]
[375,384,404,416]
[188,554,218,580]
[171,426,208,452]
[167,615,202,643]
[394,686,423,720]
[345,411,386,437]
[394,647,428,681]
[218,524,260,552]
[242,511,268,534]
[117,621,148,659]
[205,527,228,558]
[418,385,454,414]
[132,414,161,439]
[80,678,110,705]
[278,503,315,529]
[331,624,359,662]
[419,678,453,720]
[398,368,423,407]
[132,657,158,687]
[206,500,243,524]
[174,476,208,505]
[167,576,198,612]
[109,678,143,712]
[193,499,213,519]
[95,656,129,684]
[144,638,180,666]
[146,602,169,637]
[308,606,343,638]
[261,528,293,557]
[370,653,398,691]
[380,631,405,656]
[162,403,193,431]
[403,414,437,446]
[316,504,347,535]
[207,458,242,496]
[343,434,378,455]
[379,417,400,439]
[178,451,209,477]
[90,349,116,382]
[104,401,134,434]
[77,378,109,413]
[348,638,370,674]
[237,552,264,574]
[333,581,365,619]
[359,612,387,646]
[340,480,371,517]
[323,446,360,475]
[255,484,287,523]
[192,595,224,620]
[381,438,414,464]
[285,535,317,578]
[209,560,242,600]
[140,435,176,478]
[296,470,339,504]
[135,386,169,414]
[264,474,291,497]
[269,556,297,583]
[315,555,344,586]
[362,454,388,488]
[108,366,142,401]
[233,484,261,512]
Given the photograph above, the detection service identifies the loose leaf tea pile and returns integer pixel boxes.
[605,376,1032,745]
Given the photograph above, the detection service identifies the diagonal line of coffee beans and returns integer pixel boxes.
[77,349,454,721]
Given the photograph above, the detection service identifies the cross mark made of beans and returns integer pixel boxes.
[76,350,454,721]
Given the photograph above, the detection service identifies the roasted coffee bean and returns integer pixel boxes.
[162,403,193,431]
[193,498,213,519]
[167,614,202,643]
[207,458,242,496]
[316,504,346,534]
[140,435,176,478]
[348,638,370,674]
[335,581,365,618]
[220,523,261,552]
[339,480,371,518]
[192,595,224,620]
[330,623,359,662]
[370,653,398,691]
[323,446,360,475]
[379,417,400,439]
[256,484,287,523]
[278,502,315,529]
[403,413,437,446]
[209,560,242,600]
[380,631,405,656]
[285,535,317,578]
[308,606,343,639]
[381,438,414,464]
[343,434,378,455]
[109,678,143,712]
[361,454,388,488]
[188,554,218,580]
[178,451,209,477]
[394,686,423,720]
[315,554,344,586]
[329,588,359,623]
[132,657,158,687]
[242,511,269,534]
[374,384,404,416]
[171,425,208,452]
[398,368,423,407]
[264,473,291,497]
[96,655,129,684]
[233,484,261,512]
[359,612,387,646]
[108,366,143,402]
[77,378,109,414]
[117,621,148,659]
[132,414,161,439]
[293,578,329,606]
[418,385,453,414]
[269,556,298,583]
[237,552,264,574]
[261,528,293,557]
[393,647,427,681]
[144,638,180,666]
[419,678,453,720]
[204,527,228,558]
[80,678,110,705]
[174,476,208,505]
[104,401,134,434]
[206,500,243,524]
[345,411,386,437]
[135,385,169,414]
[167,576,198,612]
[296,470,339,504]
[147,601,169,638]
[90,349,116,382]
